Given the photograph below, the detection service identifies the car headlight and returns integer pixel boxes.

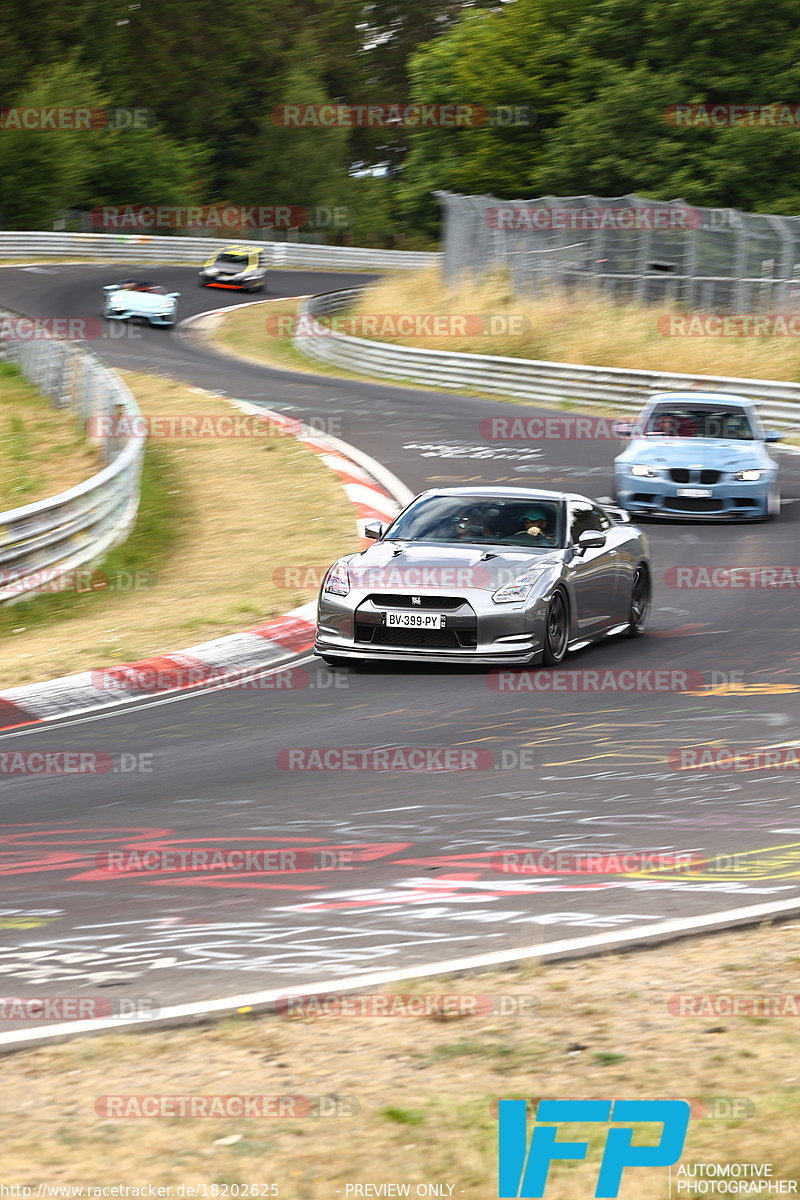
[204,267,219,275]
[630,464,659,478]
[734,468,763,481]
[323,560,350,597]
[492,567,547,604]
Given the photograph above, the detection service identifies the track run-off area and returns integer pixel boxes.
[0,262,798,1036]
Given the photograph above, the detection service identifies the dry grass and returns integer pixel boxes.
[0,921,797,1196]
[210,297,373,382]
[0,362,102,509]
[0,371,357,686]
[347,267,800,382]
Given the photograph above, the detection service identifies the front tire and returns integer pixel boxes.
[625,565,651,637]
[540,590,570,666]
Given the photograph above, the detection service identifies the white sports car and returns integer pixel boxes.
[101,280,181,327]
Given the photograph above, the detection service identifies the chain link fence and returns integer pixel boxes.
[436,191,800,312]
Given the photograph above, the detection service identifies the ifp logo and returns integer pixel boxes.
[498,1099,690,1197]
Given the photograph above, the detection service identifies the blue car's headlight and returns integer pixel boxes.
[323,560,350,597]
[630,464,659,478]
[734,468,763,481]
[492,567,547,604]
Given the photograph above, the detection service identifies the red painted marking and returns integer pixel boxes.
[0,698,41,731]
[91,653,211,692]
[249,615,316,650]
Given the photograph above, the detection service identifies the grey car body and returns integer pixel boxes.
[315,487,651,667]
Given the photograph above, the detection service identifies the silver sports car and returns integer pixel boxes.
[315,487,651,667]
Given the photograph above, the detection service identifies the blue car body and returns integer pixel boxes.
[614,392,782,520]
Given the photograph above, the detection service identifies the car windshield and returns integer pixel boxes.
[385,496,563,547]
[217,253,249,266]
[117,282,166,293]
[645,405,754,440]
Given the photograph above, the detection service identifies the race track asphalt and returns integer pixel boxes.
[0,263,798,1019]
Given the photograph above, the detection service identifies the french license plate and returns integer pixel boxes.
[385,611,445,629]
[676,488,712,498]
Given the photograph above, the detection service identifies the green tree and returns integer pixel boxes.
[231,35,350,214]
[0,56,207,228]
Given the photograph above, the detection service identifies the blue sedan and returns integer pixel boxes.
[614,392,782,520]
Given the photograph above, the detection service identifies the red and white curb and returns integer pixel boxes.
[0,401,412,734]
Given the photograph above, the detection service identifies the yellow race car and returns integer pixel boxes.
[198,245,267,291]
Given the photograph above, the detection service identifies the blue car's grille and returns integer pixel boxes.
[668,469,721,485]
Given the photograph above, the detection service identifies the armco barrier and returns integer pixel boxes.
[294,288,800,430]
[0,232,438,273]
[0,310,143,604]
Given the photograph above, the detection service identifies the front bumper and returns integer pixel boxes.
[199,274,264,289]
[102,309,176,325]
[316,588,548,665]
[615,471,773,519]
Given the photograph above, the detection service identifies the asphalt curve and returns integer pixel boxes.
[0,263,798,1018]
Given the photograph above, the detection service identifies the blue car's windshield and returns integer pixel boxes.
[645,406,754,439]
[385,497,564,547]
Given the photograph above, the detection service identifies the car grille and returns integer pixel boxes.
[664,497,724,513]
[355,623,468,650]
[367,594,466,610]
[668,469,721,484]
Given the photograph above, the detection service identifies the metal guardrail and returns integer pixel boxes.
[0,312,143,604]
[0,232,439,273]
[295,288,800,430]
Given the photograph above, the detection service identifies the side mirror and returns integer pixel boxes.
[764,430,782,443]
[612,421,633,438]
[364,521,386,540]
[576,529,606,551]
